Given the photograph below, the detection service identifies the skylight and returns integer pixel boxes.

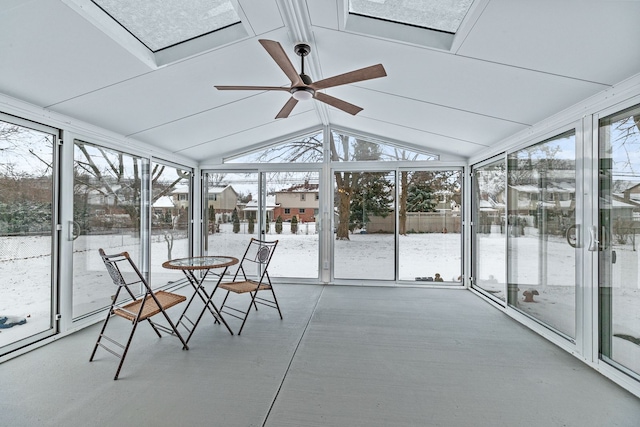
[349,0,474,33]
[91,0,241,52]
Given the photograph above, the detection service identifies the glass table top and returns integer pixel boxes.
[162,256,238,270]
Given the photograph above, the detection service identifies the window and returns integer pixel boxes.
[300,194,306,201]
[92,0,241,52]
[349,0,473,33]
[226,131,323,163]
[507,130,577,338]
[331,131,436,162]
[284,208,291,214]
[598,103,640,378]
[299,208,306,214]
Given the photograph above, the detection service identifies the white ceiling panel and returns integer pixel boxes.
[307,0,340,29]
[0,0,149,107]
[457,0,640,85]
[131,92,318,156]
[312,27,608,126]
[324,85,527,154]
[51,36,293,135]
[329,111,481,160]
[237,0,285,35]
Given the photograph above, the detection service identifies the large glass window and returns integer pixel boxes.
[398,169,462,282]
[203,171,259,262]
[0,118,57,353]
[150,161,192,287]
[267,171,320,279]
[507,131,577,338]
[334,170,395,280]
[203,170,321,280]
[472,158,507,299]
[599,104,640,378]
[330,131,436,162]
[72,141,146,319]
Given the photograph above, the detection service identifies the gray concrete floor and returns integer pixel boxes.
[1,285,639,427]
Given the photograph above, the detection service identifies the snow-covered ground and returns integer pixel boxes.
[1,223,638,374]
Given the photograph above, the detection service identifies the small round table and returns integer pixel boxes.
[162,256,239,343]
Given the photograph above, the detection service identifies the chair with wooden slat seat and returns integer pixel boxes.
[90,249,189,380]
[215,238,281,335]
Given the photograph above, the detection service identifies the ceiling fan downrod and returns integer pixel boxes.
[294,43,312,85]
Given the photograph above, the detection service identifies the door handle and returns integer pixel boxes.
[588,226,599,251]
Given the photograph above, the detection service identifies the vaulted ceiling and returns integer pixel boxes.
[1,0,639,163]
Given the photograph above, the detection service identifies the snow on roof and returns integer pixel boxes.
[275,182,319,193]
[244,195,278,211]
[208,185,236,195]
[171,184,189,194]
[153,196,174,208]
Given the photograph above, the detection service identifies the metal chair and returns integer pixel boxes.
[215,238,281,335]
[90,249,189,380]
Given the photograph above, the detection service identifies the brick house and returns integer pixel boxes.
[273,182,319,222]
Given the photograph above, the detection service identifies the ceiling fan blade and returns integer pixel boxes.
[310,64,387,90]
[314,92,363,116]
[275,97,299,119]
[259,39,303,87]
[215,85,289,91]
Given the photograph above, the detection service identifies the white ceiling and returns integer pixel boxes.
[1,0,639,163]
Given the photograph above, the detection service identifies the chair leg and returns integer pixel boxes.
[113,320,141,380]
[89,310,113,362]
[237,292,259,336]
[219,289,231,312]
[270,288,283,319]
[157,308,190,350]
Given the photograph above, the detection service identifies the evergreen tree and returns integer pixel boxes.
[406,182,438,212]
[348,171,393,231]
[248,215,255,234]
[232,208,240,234]
[290,215,298,234]
[208,205,216,233]
[275,215,283,234]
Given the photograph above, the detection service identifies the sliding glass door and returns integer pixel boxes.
[598,104,640,378]
[0,117,58,354]
[472,158,507,299]
[333,170,396,280]
[203,170,321,280]
[398,169,462,282]
[72,141,145,319]
[507,131,577,339]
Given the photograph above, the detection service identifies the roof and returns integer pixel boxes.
[244,195,278,211]
[152,195,175,208]
[1,1,639,163]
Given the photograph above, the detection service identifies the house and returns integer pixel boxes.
[205,185,239,221]
[273,182,319,222]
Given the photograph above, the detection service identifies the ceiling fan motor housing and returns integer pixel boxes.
[294,43,311,57]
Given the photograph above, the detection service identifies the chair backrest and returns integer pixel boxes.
[235,238,278,282]
[99,248,147,297]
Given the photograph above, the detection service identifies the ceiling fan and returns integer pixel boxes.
[215,39,387,119]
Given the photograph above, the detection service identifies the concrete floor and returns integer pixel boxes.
[1,285,639,426]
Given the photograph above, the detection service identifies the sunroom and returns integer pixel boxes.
[1,0,640,423]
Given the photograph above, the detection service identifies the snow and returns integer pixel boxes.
[1,223,638,374]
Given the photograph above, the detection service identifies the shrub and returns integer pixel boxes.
[232,208,240,234]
